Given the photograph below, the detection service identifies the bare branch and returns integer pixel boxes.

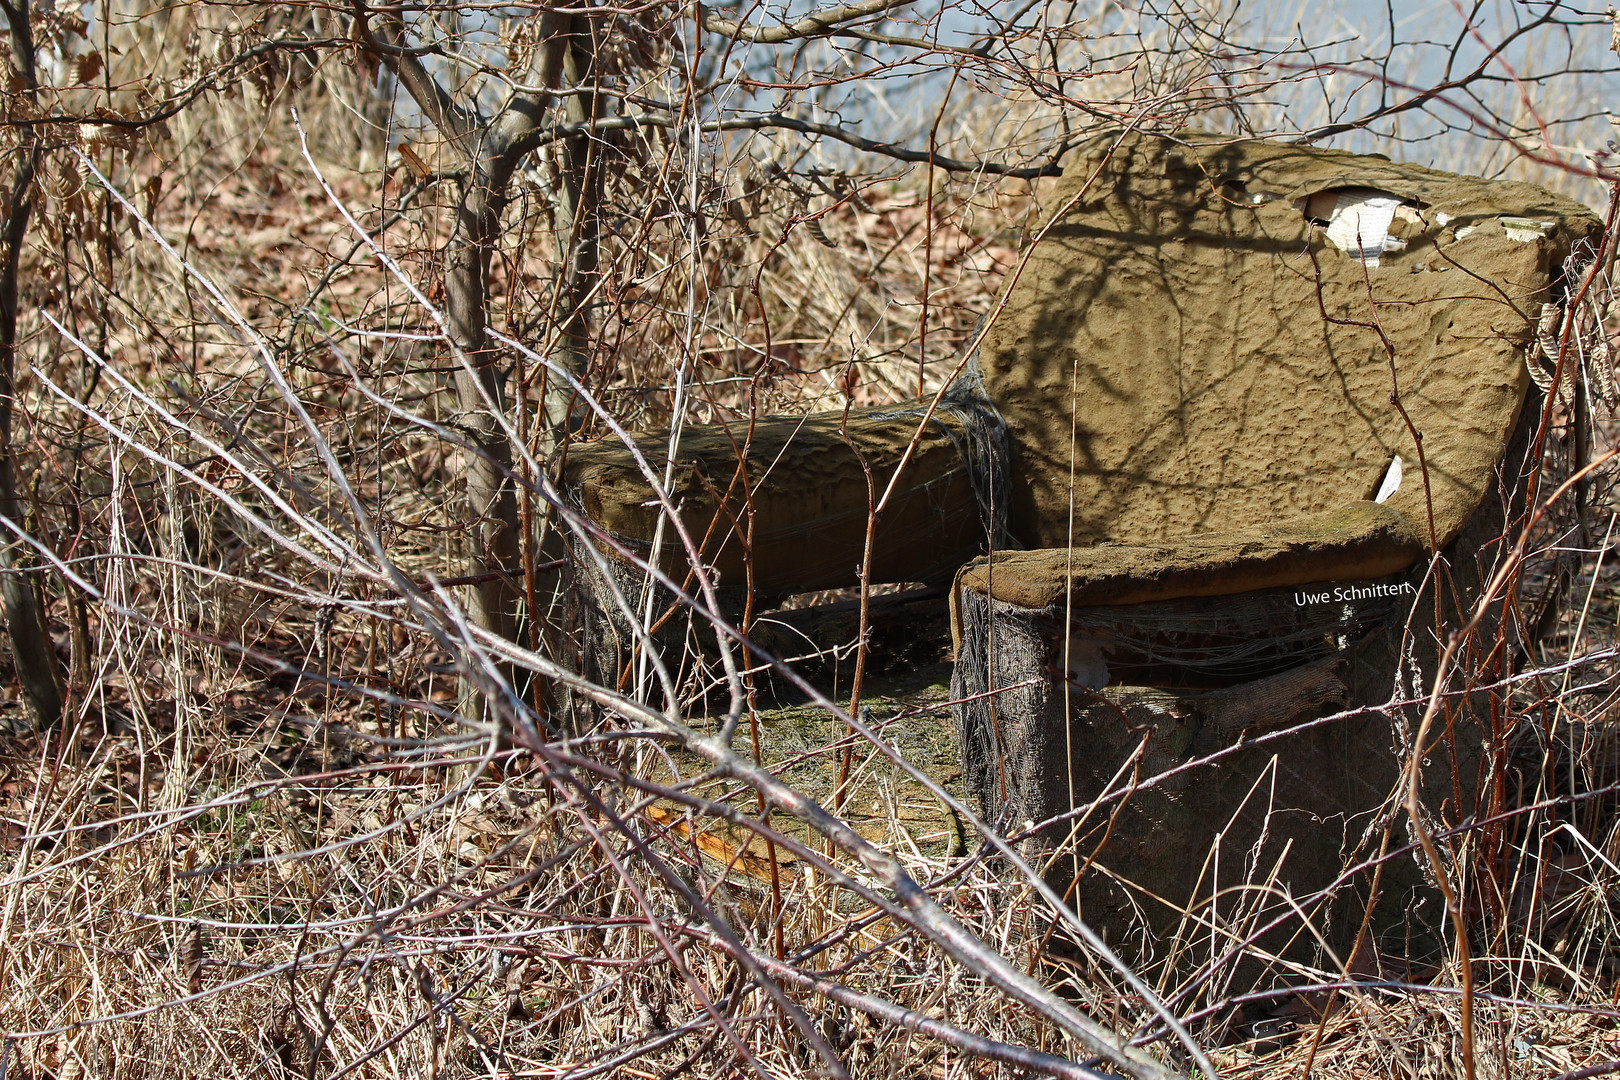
[511,109,1065,177]
[701,0,913,44]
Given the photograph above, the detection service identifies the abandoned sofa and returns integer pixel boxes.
[562,129,1600,949]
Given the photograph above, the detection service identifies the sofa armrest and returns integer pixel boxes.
[956,501,1422,610]
[562,402,988,601]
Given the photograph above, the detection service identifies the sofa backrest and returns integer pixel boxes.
[979,130,1600,551]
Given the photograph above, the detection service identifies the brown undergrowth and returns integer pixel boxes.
[1,2,1620,1078]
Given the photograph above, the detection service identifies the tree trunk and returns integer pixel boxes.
[372,10,599,719]
[540,25,601,435]
[445,182,522,663]
[0,0,62,728]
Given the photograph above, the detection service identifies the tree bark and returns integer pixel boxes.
[445,181,522,657]
[0,0,62,728]
[540,27,601,434]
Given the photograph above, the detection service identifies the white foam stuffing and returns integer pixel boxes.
[1375,455,1403,504]
[1318,188,1409,268]
[1501,216,1553,242]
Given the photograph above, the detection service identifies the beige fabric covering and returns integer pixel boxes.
[978,130,1598,559]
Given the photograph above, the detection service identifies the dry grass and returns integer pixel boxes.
[0,2,1619,1078]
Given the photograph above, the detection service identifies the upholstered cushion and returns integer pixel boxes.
[953,500,1422,612]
